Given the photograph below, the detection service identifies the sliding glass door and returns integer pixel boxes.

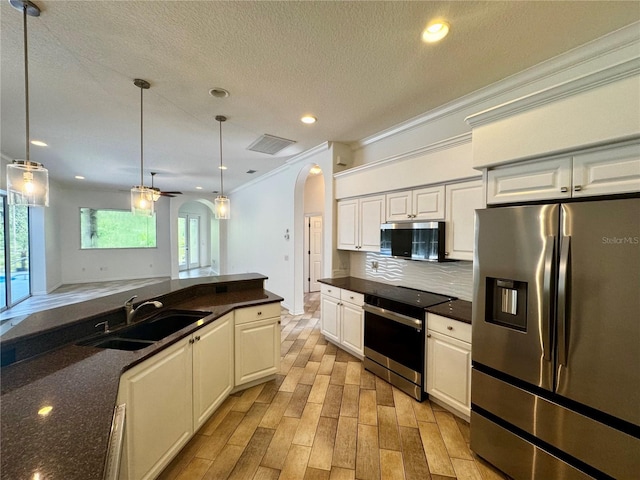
[178,214,200,271]
[0,194,31,311]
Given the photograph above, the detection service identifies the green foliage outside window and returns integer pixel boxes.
[80,208,157,249]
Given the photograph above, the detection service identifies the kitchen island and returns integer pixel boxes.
[0,273,282,480]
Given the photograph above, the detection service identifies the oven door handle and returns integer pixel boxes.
[363,304,423,332]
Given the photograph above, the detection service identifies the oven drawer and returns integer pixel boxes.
[320,284,340,299]
[427,313,471,343]
[341,289,364,306]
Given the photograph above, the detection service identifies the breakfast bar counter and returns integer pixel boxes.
[0,274,282,480]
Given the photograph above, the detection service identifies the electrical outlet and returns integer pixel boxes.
[371,261,379,270]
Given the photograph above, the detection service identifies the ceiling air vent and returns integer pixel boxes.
[247,134,296,155]
[246,169,257,174]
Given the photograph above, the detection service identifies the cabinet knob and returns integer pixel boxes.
[447,326,453,331]
[427,333,431,338]
[257,311,262,316]
[574,185,582,192]
[278,320,281,325]
[189,338,195,344]
[195,335,201,341]
[560,186,569,193]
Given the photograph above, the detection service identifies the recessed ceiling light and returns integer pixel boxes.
[74,175,85,180]
[196,186,203,190]
[422,20,450,43]
[218,165,227,170]
[31,140,47,147]
[301,115,317,124]
[209,87,230,98]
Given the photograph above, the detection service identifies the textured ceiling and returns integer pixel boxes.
[1,1,638,195]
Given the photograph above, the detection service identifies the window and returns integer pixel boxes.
[1,196,31,310]
[80,208,157,249]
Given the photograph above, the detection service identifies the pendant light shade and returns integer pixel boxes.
[131,79,154,217]
[214,115,230,220]
[7,0,49,207]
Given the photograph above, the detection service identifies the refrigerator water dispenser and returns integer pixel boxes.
[485,278,528,331]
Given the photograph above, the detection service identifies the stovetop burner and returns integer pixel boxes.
[364,286,454,319]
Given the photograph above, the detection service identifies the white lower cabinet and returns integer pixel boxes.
[426,313,472,420]
[234,303,281,386]
[117,312,235,480]
[320,284,364,358]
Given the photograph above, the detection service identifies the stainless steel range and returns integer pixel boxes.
[363,287,452,401]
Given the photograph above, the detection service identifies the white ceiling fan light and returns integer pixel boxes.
[130,79,155,217]
[6,0,49,207]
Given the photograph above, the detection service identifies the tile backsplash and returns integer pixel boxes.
[349,252,474,301]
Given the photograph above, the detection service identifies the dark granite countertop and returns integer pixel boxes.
[319,276,471,324]
[426,299,472,324]
[0,274,282,480]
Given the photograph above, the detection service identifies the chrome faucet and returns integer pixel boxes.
[124,295,163,324]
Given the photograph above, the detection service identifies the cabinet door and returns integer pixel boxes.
[337,199,359,250]
[118,338,193,480]
[235,316,281,386]
[192,313,234,431]
[445,180,484,261]
[320,294,341,344]
[359,195,385,252]
[572,142,640,197]
[487,157,572,204]
[427,331,471,419]
[386,190,412,222]
[413,185,445,220]
[341,300,364,356]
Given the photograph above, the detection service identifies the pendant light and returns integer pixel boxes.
[214,115,230,220]
[6,0,49,207]
[130,79,155,216]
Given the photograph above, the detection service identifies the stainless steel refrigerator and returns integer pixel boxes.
[471,197,640,480]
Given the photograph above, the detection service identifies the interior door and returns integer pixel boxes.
[178,214,200,271]
[555,199,640,426]
[309,216,322,292]
[473,204,559,391]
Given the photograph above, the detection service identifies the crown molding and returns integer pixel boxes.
[334,133,471,179]
[352,21,640,150]
[230,142,330,194]
[466,58,640,128]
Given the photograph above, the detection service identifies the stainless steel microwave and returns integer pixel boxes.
[380,221,447,262]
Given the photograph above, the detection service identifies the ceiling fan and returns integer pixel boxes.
[150,172,182,199]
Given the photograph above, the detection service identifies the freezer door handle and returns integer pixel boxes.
[558,236,571,366]
[542,236,556,362]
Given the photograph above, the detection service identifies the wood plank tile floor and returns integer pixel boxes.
[158,292,510,480]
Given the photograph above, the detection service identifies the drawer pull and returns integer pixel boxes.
[257,311,262,316]
[350,296,354,300]
[447,326,453,331]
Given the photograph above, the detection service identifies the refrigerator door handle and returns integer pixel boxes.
[542,236,556,362]
[558,236,571,367]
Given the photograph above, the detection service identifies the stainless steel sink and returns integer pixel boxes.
[79,309,212,350]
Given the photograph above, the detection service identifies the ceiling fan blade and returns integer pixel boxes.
[160,192,177,197]
[162,191,182,195]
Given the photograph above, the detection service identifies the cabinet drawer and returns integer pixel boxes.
[340,289,364,306]
[427,313,471,343]
[235,302,281,325]
[321,284,340,299]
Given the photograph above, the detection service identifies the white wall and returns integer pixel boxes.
[58,187,172,283]
[227,143,338,314]
[304,173,325,214]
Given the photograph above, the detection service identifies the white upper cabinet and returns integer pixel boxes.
[445,179,485,261]
[572,142,640,197]
[337,195,385,252]
[487,157,573,204]
[487,141,640,204]
[386,186,445,222]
